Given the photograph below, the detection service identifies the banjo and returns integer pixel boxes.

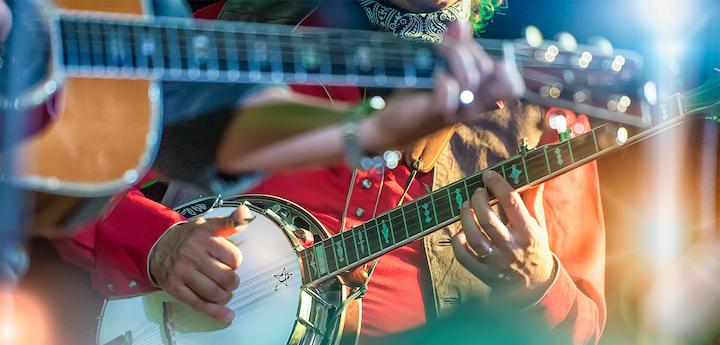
[95,72,720,345]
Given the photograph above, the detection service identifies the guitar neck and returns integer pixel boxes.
[302,123,630,285]
[56,12,458,88]
[299,72,720,286]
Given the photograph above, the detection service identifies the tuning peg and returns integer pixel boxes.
[587,36,614,55]
[524,26,543,48]
[555,32,578,52]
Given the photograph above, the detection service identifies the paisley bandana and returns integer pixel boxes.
[358,0,472,43]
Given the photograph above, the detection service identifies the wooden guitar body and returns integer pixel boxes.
[14,0,160,197]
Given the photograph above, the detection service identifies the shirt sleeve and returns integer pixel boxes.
[52,188,184,296]
[523,162,607,345]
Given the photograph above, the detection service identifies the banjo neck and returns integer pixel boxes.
[301,75,720,286]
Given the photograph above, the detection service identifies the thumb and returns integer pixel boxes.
[200,204,254,238]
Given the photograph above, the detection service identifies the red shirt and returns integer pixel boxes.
[54,2,606,344]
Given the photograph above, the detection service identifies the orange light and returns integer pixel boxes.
[0,290,52,345]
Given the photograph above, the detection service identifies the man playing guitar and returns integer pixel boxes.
[51,1,605,344]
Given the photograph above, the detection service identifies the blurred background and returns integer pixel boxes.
[8,0,720,344]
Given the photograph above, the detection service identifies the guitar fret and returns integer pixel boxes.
[401,40,418,86]
[376,213,395,250]
[403,202,422,237]
[164,25,182,74]
[503,156,526,189]
[446,181,467,218]
[291,34,309,82]
[342,230,358,266]
[266,27,284,83]
[388,209,407,245]
[304,248,318,282]
[313,242,329,276]
[326,237,336,272]
[131,23,148,71]
[330,235,347,268]
[76,21,92,68]
[525,147,550,183]
[221,28,240,80]
[566,140,575,162]
[366,220,383,255]
[355,224,370,258]
[88,22,106,69]
[569,131,599,161]
[416,195,438,231]
[591,127,600,152]
[432,187,454,225]
[60,19,79,67]
[543,146,552,175]
[317,32,333,83]
[150,25,165,72]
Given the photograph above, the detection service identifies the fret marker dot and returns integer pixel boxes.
[459,90,474,105]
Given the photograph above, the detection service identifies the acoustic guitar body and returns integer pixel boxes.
[15,0,160,197]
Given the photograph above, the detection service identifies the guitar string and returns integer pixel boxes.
[124,254,300,344]
[52,38,616,93]
[53,37,582,95]
[117,130,602,343]
[55,31,556,71]
[55,20,598,72]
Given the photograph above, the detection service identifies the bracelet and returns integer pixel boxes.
[342,101,374,169]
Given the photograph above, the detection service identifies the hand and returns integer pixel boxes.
[433,21,525,123]
[150,205,253,322]
[451,170,555,305]
[364,22,524,152]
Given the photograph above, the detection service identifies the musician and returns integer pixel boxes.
[51,0,520,322]
[56,1,606,344]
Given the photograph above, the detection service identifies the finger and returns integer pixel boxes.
[438,41,480,99]
[482,62,526,104]
[451,232,494,279]
[207,236,243,270]
[459,202,494,256]
[197,254,240,292]
[171,284,234,323]
[184,269,230,304]
[467,40,494,89]
[482,170,535,233]
[432,70,461,121]
[470,187,513,248]
[522,183,546,229]
[201,204,254,238]
[445,20,473,42]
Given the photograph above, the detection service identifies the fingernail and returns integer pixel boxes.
[482,170,493,181]
[223,310,235,323]
[234,216,256,227]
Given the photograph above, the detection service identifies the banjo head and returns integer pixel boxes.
[97,195,346,345]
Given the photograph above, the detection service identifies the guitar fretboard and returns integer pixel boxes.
[57,13,442,88]
[301,124,622,285]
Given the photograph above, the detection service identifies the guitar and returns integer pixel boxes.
[94,75,719,345]
[7,0,646,200]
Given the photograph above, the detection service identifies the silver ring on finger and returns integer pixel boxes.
[478,245,494,259]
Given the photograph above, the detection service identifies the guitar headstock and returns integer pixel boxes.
[509,27,648,127]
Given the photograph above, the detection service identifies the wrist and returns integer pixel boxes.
[147,220,187,287]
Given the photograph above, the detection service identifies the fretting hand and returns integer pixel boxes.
[150,204,253,322]
[451,171,556,306]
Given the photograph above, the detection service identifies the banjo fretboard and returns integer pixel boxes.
[301,123,623,285]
